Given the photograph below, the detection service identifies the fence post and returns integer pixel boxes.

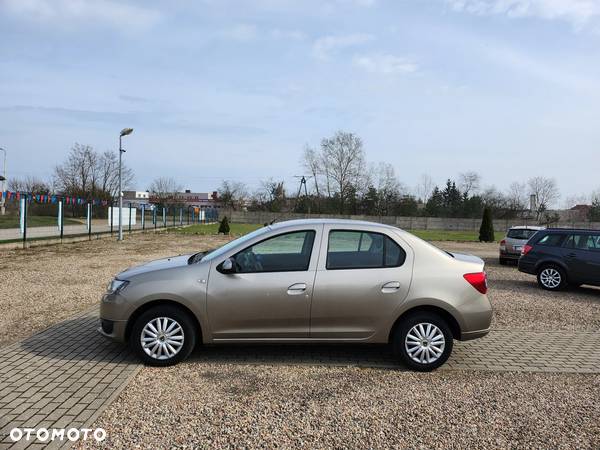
[141,204,146,230]
[128,202,132,233]
[153,208,157,230]
[87,202,92,240]
[21,194,27,249]
[110,201,114,235]
[58,198,64,240]
[163,207,166,228]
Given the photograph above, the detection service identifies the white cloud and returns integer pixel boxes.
[312,33,374,60]
[353,53,418,74]
[445,0,600,28]
[0,0,161,30]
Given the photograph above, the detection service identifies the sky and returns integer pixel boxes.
[1,0,599,205]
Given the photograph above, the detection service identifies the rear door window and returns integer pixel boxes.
[536,234,566,247]
[327,230,406,270]
[564,234,600,251]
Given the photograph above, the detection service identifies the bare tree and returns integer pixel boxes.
[301,145,321,198]
[8,176,50,194]
[374,162,400,215]
[320,131,366,213]
[562,194,588,209]
[98,151,134,198]
[415,173,434,203]
[218,180,248,210]
[528,176,559,219]
[148,177,183,207]
[458,171,481,197]
[53,143,134,199]
[506,182,527,212]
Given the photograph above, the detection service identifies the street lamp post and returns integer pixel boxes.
[118,128,133,241]
[0,147,6,215]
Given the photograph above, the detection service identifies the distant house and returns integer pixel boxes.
[569,204,591,220]
[148,190,222,210]
[121,191,151,209]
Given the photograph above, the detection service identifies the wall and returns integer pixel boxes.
[221,210,600,232]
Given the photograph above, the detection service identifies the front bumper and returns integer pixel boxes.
[97,318,128,343]
[99,291,130,343]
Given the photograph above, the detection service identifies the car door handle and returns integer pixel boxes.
[287,283,307,295]
[566,253,577,258]
[381,281,401,293]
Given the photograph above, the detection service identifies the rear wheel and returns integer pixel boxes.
[537,265,567,291]
[130,305,197,366]
[393,312,453,372]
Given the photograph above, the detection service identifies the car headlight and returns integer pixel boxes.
[107,279,129,294]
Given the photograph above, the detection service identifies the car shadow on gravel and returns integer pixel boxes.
[187,343,408,370]
[18,315,139,364]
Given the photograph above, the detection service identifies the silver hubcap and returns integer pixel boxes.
[141,317,184,360]
[405,323,445,364]
[540,268,561,289]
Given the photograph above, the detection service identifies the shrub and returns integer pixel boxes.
[479,207,495,242]
[218,216,230,234]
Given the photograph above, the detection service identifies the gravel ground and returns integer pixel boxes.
[79,364,600,449]
[1,233,599,348]
[0,230,229,347]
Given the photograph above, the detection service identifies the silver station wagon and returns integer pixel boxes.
[99,219,492,371]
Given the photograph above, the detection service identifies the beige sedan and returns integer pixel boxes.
[99,219,492,371]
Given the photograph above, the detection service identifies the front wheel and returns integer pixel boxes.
[130,305,197,366]
[537,265,567,291]
[393,313,453,372]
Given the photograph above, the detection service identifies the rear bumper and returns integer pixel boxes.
[518,257,537,275]
[460,327,490,341]
[499,250,520,260]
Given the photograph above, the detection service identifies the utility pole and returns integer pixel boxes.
[293,175,311,215]
[118,128,133,241]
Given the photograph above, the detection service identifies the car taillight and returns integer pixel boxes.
[500,239,506,251]
[521,244,533,256]
[463,272,488,294]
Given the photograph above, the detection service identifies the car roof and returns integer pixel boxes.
[544,228,600,234]
[508,226,544,230]
[268,218,400,231]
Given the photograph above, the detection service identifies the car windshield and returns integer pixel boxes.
[198,226,271,262]
[507,229,538,240]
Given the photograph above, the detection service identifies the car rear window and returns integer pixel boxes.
[535,233,566,247]
[507,229,538,240]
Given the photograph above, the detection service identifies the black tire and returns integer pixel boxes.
[393,312,454,372]
[536,264,567,291]
[130,305,197,367]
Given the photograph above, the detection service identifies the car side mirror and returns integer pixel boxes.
[219,257,236,274]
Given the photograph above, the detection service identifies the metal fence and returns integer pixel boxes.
[0,191,219,246]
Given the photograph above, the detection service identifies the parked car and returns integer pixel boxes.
[99,219,492,371]
[518,228,600,290]
[499,226,544,265]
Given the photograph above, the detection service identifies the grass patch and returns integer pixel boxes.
[175,223,263,236]
[0,215,80,229]
[409,229,488,242]
[177,223,493,242]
